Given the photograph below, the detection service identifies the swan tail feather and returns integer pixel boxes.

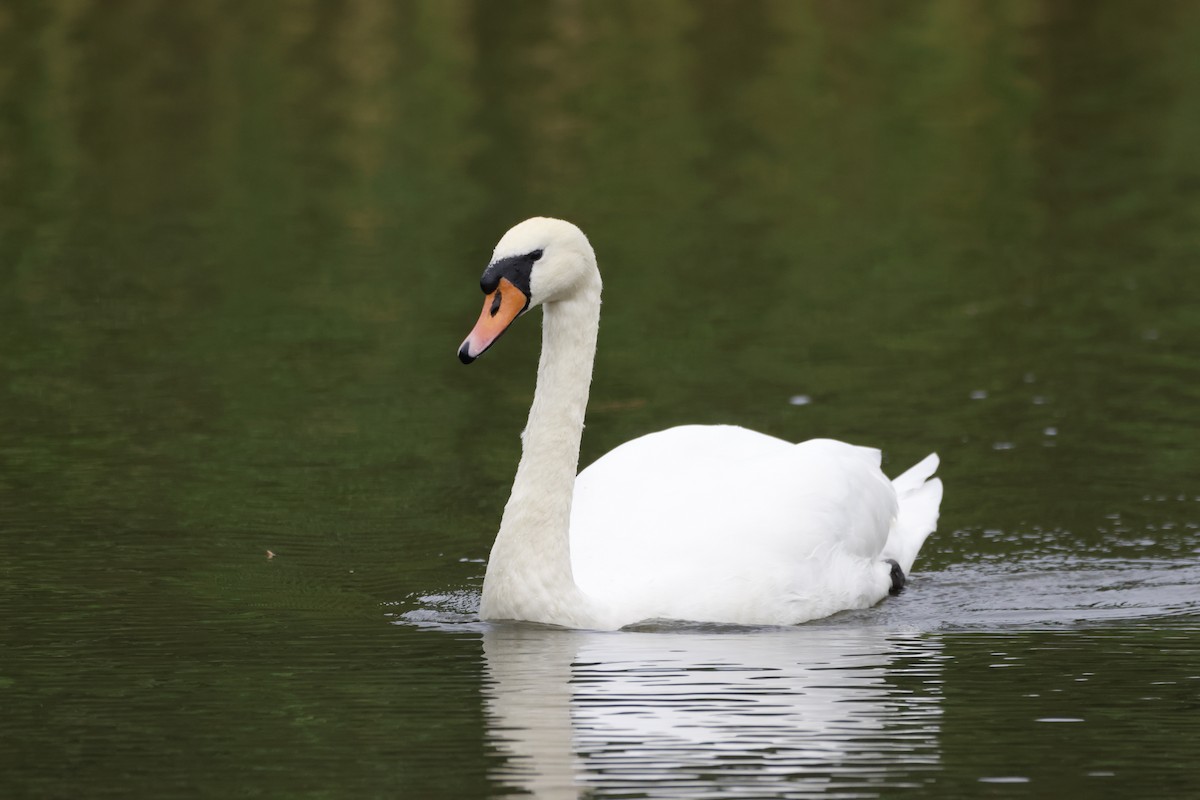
[882,453,942,575]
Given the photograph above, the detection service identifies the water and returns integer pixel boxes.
[2,1,1199,798]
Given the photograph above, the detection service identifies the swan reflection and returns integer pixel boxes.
[482,624,944,799]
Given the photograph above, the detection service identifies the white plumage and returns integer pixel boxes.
[459,217,943,631]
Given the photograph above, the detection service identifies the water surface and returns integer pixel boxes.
[2,2,1199,798]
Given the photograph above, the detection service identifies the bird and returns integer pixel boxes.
[458,217,943,630]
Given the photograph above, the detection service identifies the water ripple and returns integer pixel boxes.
[399,555,1200,633]
[483,626,945,799]
[397,557,1200,797]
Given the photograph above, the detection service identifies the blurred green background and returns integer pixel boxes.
[1,1,1198,798]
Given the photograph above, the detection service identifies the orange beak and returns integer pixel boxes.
[458,277,529,363]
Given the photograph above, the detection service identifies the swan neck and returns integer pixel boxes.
[536,304,594,454]
[482,280,601,626]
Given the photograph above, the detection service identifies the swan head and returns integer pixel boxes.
[458,217,598,364]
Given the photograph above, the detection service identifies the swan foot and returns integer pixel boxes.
[885,559,906,595]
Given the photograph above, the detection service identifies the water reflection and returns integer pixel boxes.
[482,625,944,799]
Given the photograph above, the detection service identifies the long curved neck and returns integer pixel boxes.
[481,278,602,627]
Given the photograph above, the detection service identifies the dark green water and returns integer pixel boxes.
[2,2,1199,798]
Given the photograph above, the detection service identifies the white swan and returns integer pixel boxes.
[458,217,943,630]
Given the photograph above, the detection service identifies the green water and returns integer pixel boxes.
[2,1,1198,798]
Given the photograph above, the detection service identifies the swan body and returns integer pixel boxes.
[459,217,943,631]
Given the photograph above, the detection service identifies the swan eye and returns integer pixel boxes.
[529,250,543,261]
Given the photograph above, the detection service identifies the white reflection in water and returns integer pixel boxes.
[482,625,944,799]
[391,556,1200,796]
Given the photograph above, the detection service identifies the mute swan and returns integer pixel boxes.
[458,217,943,630]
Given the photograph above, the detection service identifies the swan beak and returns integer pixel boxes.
[458,277,529,364]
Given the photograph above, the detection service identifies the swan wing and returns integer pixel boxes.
[569,425,902,626]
